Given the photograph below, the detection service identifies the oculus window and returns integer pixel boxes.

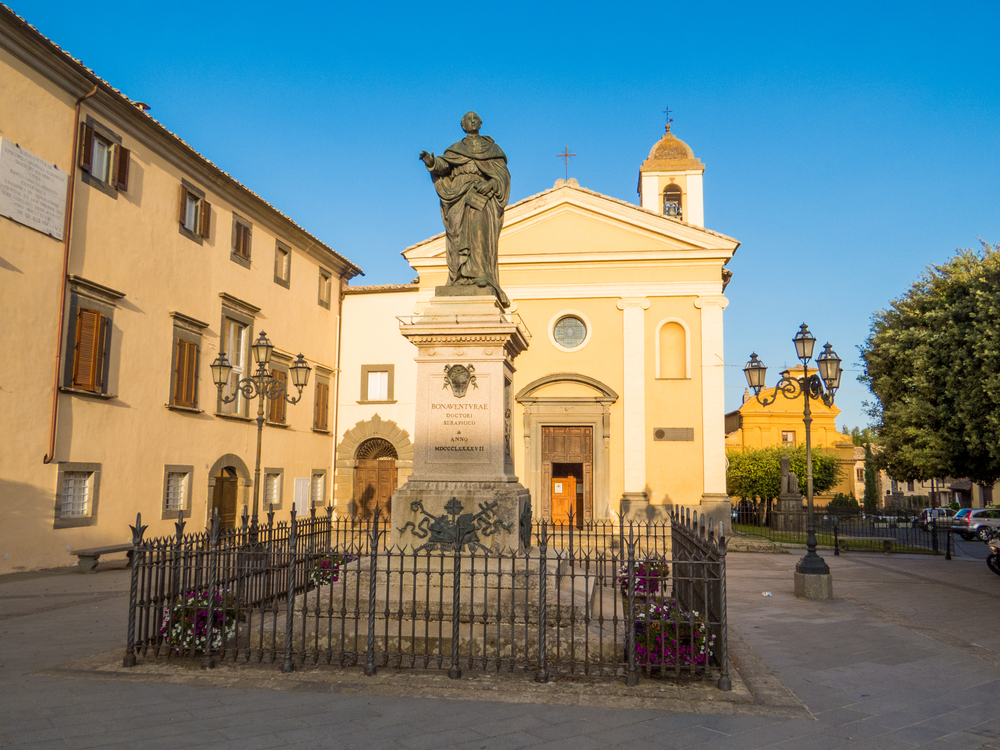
[553,315,587,349]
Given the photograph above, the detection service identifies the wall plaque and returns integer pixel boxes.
[0,138,68,240]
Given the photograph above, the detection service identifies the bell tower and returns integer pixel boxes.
[637,122,705,227]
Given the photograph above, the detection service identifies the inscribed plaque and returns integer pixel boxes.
[0,138,68,240]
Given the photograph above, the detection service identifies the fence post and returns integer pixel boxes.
[364,508,380,677]
[282,509,298,673]
[203,509,220,670]
[945,523,952,561]
[448,539,462,680]
[122,512,147,668]
[535,520,549,683]
[716,522,731,691]
[625,523,638,687]
[833,517,840,556]
[931,520,939,553]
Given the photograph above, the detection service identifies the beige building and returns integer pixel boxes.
[0,8,361,573]
[337,126,740,526]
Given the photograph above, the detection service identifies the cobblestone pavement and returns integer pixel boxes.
[1,550,999,749]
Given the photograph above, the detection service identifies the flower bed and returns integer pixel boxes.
[309,553,357,587]
[160,591,238,654]
[634,599,715,667]
[617,558,669,598]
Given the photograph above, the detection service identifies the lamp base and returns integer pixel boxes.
[794,570,833,600]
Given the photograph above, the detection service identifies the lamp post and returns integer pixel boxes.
[210,332,311,534]
[744,324,842,578]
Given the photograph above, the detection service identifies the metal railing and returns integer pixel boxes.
[123,505,729,689]
[732,506,954,554]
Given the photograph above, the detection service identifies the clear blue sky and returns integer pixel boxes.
[13,0,999,431]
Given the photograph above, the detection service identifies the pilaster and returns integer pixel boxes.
[617,297,650,500]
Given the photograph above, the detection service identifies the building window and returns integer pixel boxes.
[78,117,129,193]
[268,367,288,425]
[54,462,100,528]
[162,465,193,520]
[264,468,283,510]
[231,214,252,268]
[311,470,327,507]
[318,268,332,309]
[548,311,592,352]
[220,317,248,415]
[907,481,915,492]
[178,181,211,242]
[856,468,865,482]
[274,242,291,288]
[781,431,796,446]
[313,377,330,432]
[359,364,394,403]
[168,312,208,411]
[62,276,124,398]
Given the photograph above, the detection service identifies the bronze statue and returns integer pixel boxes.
[419,112,511,307]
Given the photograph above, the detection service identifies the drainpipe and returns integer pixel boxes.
[44,84,98,464]
[329,279,346,515]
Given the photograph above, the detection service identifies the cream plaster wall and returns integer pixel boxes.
[0,37,357,572]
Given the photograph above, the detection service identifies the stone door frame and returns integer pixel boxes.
[515,374,618,520]
[206,453,251,526]
[334,414,413,517]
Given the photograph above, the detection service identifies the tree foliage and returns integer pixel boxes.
[726,446,842,501]
[860,242,1000,484]
[829,492,859,508]
[863,442,879,512]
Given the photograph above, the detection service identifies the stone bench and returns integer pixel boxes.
[838,536,894,554]
[69,543,134,573]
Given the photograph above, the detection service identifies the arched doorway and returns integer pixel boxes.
[211,467,239,529]
[206,453,251,529]
[355,437,398,519]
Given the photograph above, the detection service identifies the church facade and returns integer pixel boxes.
[336,127,740,527]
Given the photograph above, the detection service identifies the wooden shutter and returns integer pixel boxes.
[314,382,329,430]
[72,308,106,392]
[78,123,94,172]
[234,222,251,258]
[268,370,286,423]
[200,200,211,237]
[178,185,187,225]
[113,145,130,191]
[173,339,198,408]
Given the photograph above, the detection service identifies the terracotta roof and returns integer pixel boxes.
[344,283,419,294]
[0,4,363,279]
[640,126,704,173]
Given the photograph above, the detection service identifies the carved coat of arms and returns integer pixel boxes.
[443,364,476,398]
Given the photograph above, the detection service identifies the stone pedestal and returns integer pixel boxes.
[774,493,806,532]
[794,571,834,600]
[391,293,531,552]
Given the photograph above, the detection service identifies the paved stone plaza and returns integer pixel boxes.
[2,548,999,749]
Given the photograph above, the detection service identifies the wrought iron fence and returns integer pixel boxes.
[732,505,955,555]
[123,504,729,689]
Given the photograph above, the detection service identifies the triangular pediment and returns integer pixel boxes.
[404,184,739,264]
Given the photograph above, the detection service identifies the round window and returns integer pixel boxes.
[553,315,587,349]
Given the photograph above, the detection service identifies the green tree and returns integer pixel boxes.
[829,492,860,508]
[726,446,842,501]
[860,242,1000,484]
[863,442,879,512]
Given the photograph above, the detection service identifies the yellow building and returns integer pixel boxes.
[337,126,740,526]
[0,8,361,573]
[725,369,861,501]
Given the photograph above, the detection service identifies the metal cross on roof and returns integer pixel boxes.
[663,105,673,132]
[556,146,576,180]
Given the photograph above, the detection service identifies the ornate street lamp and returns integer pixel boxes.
[744,324,842,579]
[210,331,311,534]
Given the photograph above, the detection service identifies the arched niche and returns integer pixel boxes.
[655,318,691,379]
[205,453,252,528]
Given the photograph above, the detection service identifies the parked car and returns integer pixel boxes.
[953,508,1000,541]
[914,507,957,531]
